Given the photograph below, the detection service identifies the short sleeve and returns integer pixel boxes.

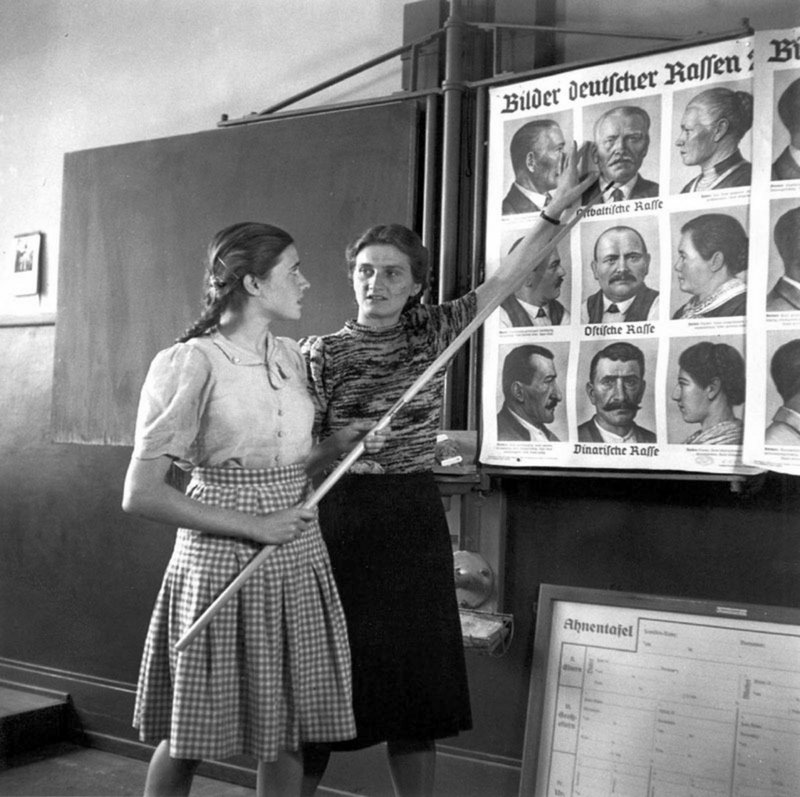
[299,335,330,438]
[132,343,212,463]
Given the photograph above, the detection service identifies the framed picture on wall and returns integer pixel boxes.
[11,231,42,296]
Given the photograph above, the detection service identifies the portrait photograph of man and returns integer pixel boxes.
[501,112,571,216]
[496,342,569,442]
[497,232,571,327]
[580,218,660,324]
[772,71,800,182]
[767,202,800,312]
[580,98,661,204]
[577,340,657,444]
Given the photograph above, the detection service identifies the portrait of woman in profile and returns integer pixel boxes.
[671,341,745,445]
[675,86,753,192]
[672,213,748,319]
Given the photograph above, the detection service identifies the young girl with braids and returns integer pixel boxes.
[122,222,386,797]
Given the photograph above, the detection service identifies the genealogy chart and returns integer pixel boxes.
[480,36,761,475]
[743,27,800,475]
[531,601,800,797]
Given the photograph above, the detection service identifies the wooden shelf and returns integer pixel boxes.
[433,470,489,495]
[480,465,768,494]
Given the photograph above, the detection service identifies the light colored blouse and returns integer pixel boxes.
[133,331,313,470]
[673,277,746,319]
[683,418,743,446]
[766,407,800,447]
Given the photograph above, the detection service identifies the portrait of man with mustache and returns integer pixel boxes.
[578,341,656,443]
[581,225,659,324]
[497,344,564,442]
[581,105,659,204]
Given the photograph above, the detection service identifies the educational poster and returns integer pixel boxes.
[480,36,762,475]
[527,594,800,796]
[743,28,800,475]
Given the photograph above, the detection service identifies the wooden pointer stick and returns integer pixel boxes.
[175,188,610,653]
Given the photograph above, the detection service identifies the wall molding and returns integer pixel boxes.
[0,312,56,327]
[0,657,521,795]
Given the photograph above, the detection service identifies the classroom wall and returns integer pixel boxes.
[2,1,800,793]
[0,0,413,779]
[0,0,404,319]
[489,471,800,761]
[559,0,800,63]
[4,0,798,318]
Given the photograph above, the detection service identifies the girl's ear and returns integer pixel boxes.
[243,274,260,295]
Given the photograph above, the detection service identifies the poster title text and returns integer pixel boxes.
[500,52,749,114]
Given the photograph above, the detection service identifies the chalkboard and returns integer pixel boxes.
[520,584,800,796]
[53,100,420,445]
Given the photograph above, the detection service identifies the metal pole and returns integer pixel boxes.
[467,85,488,431]
[421,92,440,275]
[438,0,466,426]
[256,31,444,116]
[469,20,683,42]
[439,0,465,301]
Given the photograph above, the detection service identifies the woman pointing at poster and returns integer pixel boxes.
[299,144,593,797]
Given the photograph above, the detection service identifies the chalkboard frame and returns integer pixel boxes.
[53,99,421,445]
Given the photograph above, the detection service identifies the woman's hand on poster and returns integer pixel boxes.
[576,139,597,178]
[549,141,597,217]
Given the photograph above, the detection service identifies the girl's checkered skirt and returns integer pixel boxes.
[133,464,355,761]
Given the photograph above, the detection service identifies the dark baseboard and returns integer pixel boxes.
[0,658,257,788]
[0,657,140,743]
[0,657,521,796]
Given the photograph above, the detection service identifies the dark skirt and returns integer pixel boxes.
[318,471,472,749]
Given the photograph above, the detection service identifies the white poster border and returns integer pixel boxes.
[481,35,761,476]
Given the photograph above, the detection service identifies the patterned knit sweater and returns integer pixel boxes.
[301,293,477,473]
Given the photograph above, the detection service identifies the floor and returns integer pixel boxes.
[0,742,255,797]
[0,738,516,797]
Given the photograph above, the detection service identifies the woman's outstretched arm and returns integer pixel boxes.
[475,141,597,315]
